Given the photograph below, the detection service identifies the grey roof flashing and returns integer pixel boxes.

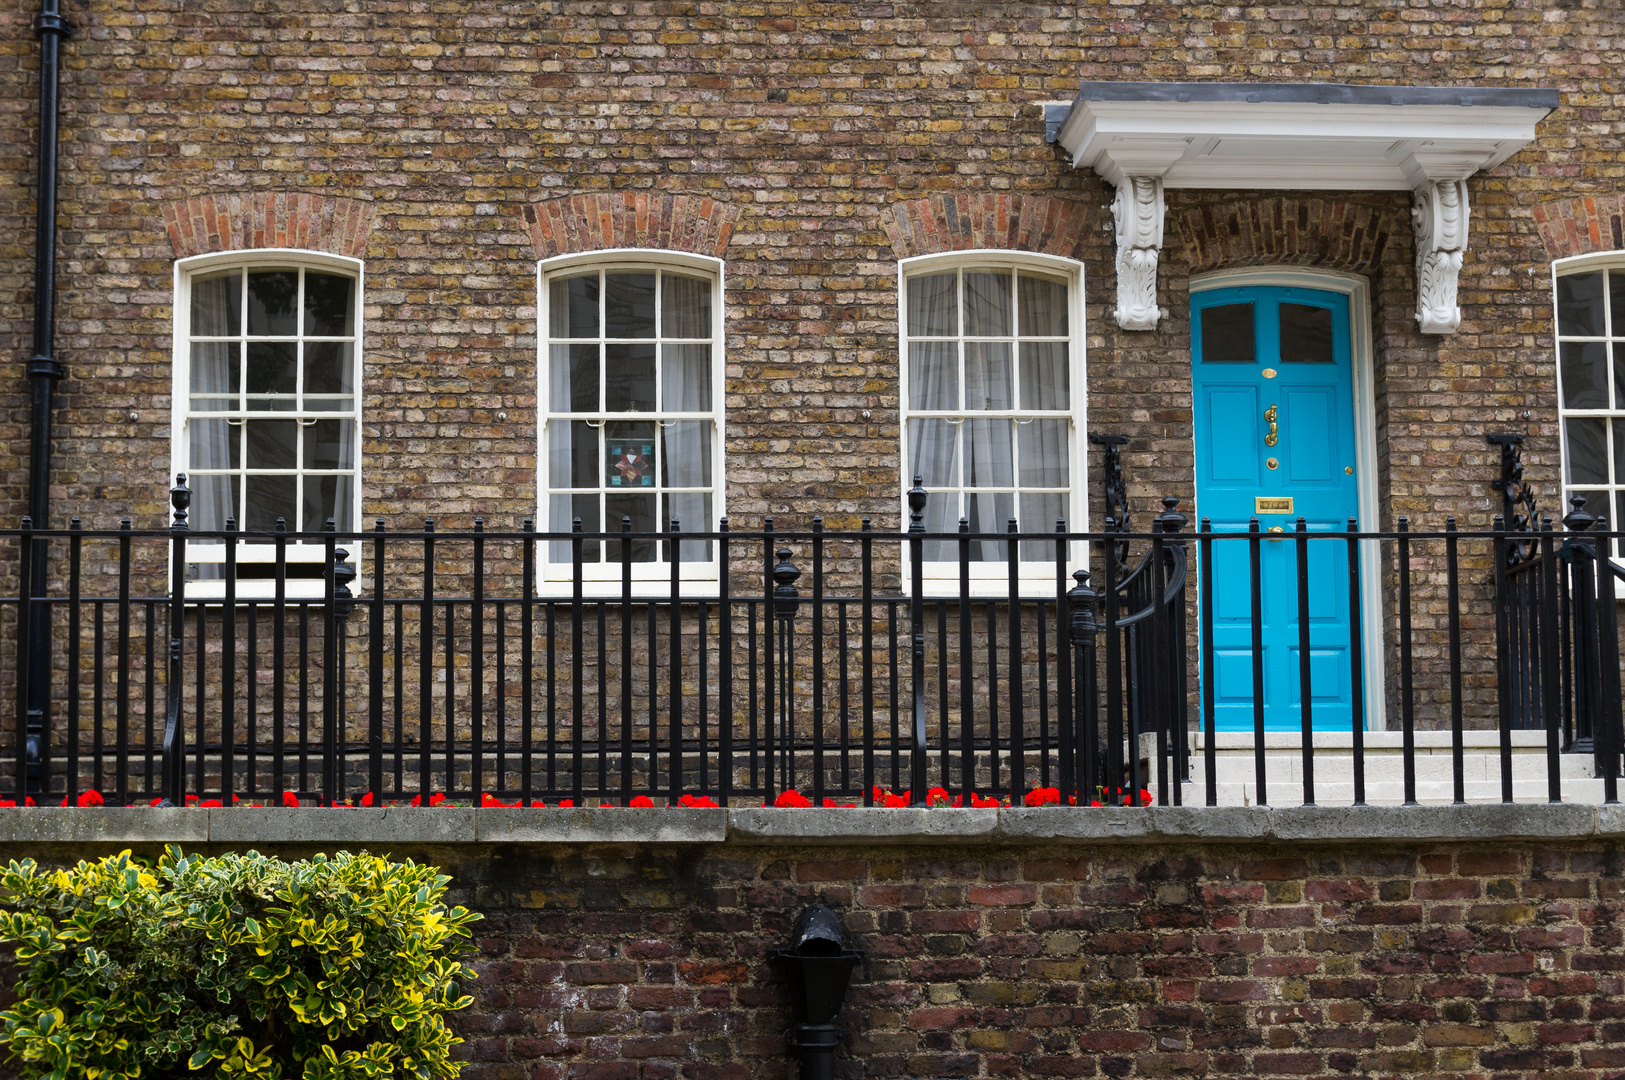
[1045,81,1560,142]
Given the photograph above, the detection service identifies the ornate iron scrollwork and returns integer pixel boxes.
[1090,433,1131,569]
[1488,433,1539,565]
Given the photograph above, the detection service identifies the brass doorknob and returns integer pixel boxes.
[1267,526,1285,541]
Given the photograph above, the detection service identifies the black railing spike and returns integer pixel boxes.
[1565,494,1595,532]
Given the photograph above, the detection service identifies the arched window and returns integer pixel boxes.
[538,251,724,592]
[1554,253,1625,554]
[172,251,363,597]
[899,252,1085,589]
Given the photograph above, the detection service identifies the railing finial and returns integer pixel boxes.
[170,472,190,531]
[1565,493,1595,532]
[907,475,926,533]
[773,546,801,620]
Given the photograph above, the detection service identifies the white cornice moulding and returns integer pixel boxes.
[1052,84,1555,335]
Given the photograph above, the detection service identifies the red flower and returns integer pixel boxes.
[357,792,375,807]
[821,798,857,808]
[412,792,449,807]
[529,800,548,808]
[629,795,656,808]
[149,797,163,807]
[558,799,573,808]
[773,790,811,808]
[679,793,720,808]
[282,791,300,808]
[200,799,222,808]
[1023,787,1061,807]
[927,786,952,807]
[968,793,1003,808]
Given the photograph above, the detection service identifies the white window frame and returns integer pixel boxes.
[1553,250,1625,557]
[897,250,1088,597]
[170,249,365,600]
[536,249,726,598]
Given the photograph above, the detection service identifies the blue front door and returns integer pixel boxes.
[1192,285,1362,732]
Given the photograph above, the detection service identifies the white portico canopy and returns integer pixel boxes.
[1046,82,1558,334]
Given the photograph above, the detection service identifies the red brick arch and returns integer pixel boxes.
[1172,195,1396,274]
[161,192,374,259]
[524,192,740,260]
[882,194,1093,260]
[1533,195,1625,260]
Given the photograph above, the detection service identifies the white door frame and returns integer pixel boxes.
[1189,266,1389,732]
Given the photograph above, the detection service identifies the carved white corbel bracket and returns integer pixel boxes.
[1411,177,1470,335]
[1112,175,1168,332]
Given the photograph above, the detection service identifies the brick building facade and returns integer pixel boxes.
[1,4,1622,768]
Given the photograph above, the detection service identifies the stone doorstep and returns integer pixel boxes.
[0,804,1618,846]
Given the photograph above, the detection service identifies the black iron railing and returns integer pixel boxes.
[2,469,1623,810]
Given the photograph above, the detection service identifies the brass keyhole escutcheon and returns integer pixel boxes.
[1345,466,1354,475]
[1266,457,1279,470]
[1264,404,1278,447]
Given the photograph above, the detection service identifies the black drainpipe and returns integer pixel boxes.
[24,0,70,790]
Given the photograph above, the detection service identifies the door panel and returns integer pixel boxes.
[1192,285,1362,732]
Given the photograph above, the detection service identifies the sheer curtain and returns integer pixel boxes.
[189,273,239,538]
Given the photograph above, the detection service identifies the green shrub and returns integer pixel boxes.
[0,847,480,1080]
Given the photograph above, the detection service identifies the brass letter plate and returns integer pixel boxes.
[1255,496,1294,515]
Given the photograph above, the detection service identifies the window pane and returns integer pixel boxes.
[303,272,354,337]
[1200,303,1255,363]
[247,341,297,396]
[1017,272,1067,337]
[964,270,1012,337]
[190,419,240,471]
[1280,303,1334,364]
[661,422,712,488]
[661,274,711,338]
[550,343,599,412]
[1565,418,1609,484]
[191,270,241,337]
[246,420,298,469]
[302,474,354,533]
[1019,341,1068,410]
[907,272,956,336]
[244,474,297,532]
[1613,271,1625,339]
[304,419,354,471]
[191,341,240,396]
[605,343,656,411]
[303,341,354,396]
[549,494,600,564]
[1019,492,1067,561]
[191,475,237,534]
[1560,341,1609,409]
[965,493,1014,562]
[921,487,958,562]
[605,421,656,488]
[663,493,713,561]
[1615,420,1625,489]
[246,270,298,336]
[907,418,958,490]
[548,421,598,488]
[661,344,711,411]
[908,341,958,410]
[551,274,599,338]
[604,272,656,338]
[605,493,658,561]
[965,342,1013,410]
[1557,271,1605,337]
[1017,420,1069,487]
[964,418,1014,488]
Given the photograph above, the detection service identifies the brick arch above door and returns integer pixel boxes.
[161,193,375,259]
[523,192,741,260]
[882,194,1093,260]
[1533,194,1625,261]
[1170,195,1399,276]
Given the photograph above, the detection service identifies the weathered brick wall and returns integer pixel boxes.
[463,839,1624,1080]
[0,0,1621,726]
[0,832,1620,1079]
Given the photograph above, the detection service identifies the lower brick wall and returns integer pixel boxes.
[438,840,1625,1080]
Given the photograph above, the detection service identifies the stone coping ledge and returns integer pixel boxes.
[0,804,1616,846]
